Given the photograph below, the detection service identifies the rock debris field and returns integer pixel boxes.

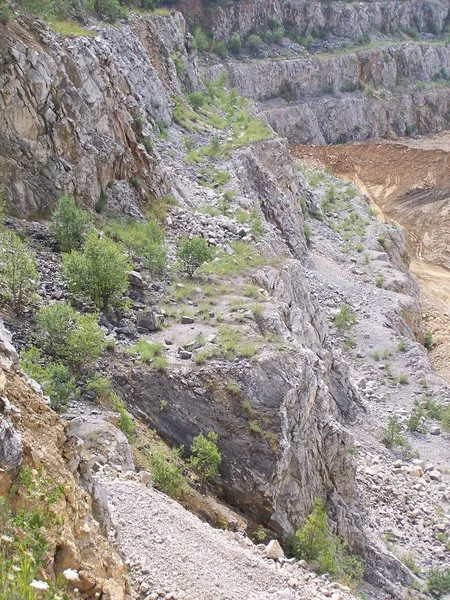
[103,474,356,600]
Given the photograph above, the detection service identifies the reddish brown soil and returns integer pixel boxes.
[290,132,450,381]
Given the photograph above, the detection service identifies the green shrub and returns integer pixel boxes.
[42,362,79,412]
[381,415,406,448]
[110,391,136,442]
[62,231,131,310]
[293,498,364,585]
[91,0,128,21]
[246,34,263,55]
[406,406,427,433]
[0,230,39,316]
[36,302,104,371]
[376,273,385,288]
[398,374,408,385]
[427,567,450,598]
[188,431,221,482]
[130,339,164,363]
[177,236,214,277]
[228,31,242,55]
[0,2,15,23]
[333,304,356,332]
[106,219,166,273]
[194,27,211,52]
[171,53,185,78]
[0,469,68,599]
[86,374,111,400]
[187,91,206,111]
[214,40,227,58]
[424,330,434,350]
[50,194,91,253]
[20,347,79,412]
[151,449,186,498]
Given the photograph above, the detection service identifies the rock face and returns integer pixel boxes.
[0,14,201,214]
[182,0,449,42]
[209,42,450,144]
[0,322,131,599]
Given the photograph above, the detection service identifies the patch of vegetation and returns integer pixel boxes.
[62,230,131,311]
[406,406,427,434]
[292,498,364,586]
[0,467,69,600]
[129,339,165,363]
[188,431,222,483]
[381,415,407,448]
[228,32,242,55]
[198,165,230,188]
[0,230,40,316]
[20,347,79,412]
[200,240,268,278]
[398,374,409,385]
[376,273,385,288]
[177,236,215,277]
[427,567,450,598]
[36,301,105,371]
[333,304,356,332]
[50,20,96,36]
[109,391,136,442]
[399,552,420,575]
[151,448,186,499]
[105,218,166,273]
[424,330,434,350]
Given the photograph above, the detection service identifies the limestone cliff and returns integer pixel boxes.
[208,41,450,143]
[182,0,449,42]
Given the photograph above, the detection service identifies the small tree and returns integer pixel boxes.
[0,230,39,315]
[62,231,131,311]
[50,195,92,253]
[228,32,242,55]
[36,302,105,371]
[188,431,221,482]
[246,34,263,55]
[177,236,214,277]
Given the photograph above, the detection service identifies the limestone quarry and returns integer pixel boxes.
[0,1,449,600]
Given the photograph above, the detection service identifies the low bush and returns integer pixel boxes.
[62,231,131,311]
[188,431,221,482]
[427,567,450,598]
[228,32,242,55]
[333,304,356,332]
[0,467,67,599]
[106,218,167,273]
[151,448,186,499]
[381,415,406,448]
[110,391,136,442]
[292,498,364,585]
[246,34,263,55]
[20,347,79,412]
[177,236,214,277]
[50,194,91,253]
[0,230,39,316]
[36,302,104,371]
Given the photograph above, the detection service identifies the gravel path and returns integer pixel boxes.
[104,477,355,600]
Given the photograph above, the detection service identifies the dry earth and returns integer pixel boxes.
[290,133,450,383]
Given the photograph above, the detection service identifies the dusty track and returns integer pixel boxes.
[290,132,450,381]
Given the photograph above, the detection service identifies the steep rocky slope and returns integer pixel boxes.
[0,7,449,600]
[189,0,450,144]
[0,322,131,599]
[182,0,449,43]
[209,42,450,143]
